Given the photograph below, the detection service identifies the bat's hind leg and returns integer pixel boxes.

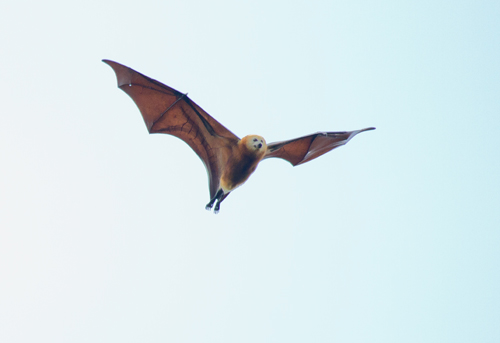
[214,193,230,214]
[205,189,224,212]
[205,189,230,214]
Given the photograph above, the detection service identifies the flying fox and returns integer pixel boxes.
[103,60,375,213]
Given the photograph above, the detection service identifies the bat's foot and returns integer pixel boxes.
[205,203,220,214]
[205,202,220,214]
[214,202,221,214]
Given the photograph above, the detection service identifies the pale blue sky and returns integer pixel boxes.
[1,0,499,342]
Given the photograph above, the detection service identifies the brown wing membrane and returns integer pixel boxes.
[264,127,375,166]
[103,60,240,198]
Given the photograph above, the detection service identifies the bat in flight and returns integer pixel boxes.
[103,60,375,214]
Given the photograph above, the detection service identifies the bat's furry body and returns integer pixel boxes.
[103,60,375,213]
[220,135,267,193]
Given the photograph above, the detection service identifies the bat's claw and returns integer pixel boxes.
[214,209,219,214]
[205,204,212,211]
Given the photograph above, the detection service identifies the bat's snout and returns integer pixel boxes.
[257,143,262,149]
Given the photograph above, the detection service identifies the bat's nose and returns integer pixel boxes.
[258,143,262,149]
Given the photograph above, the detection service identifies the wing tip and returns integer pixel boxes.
[102,59,116,67]
[102,59,135,88]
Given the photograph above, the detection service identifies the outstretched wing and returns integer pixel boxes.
[103,60,239,198]
[264,127,375,166]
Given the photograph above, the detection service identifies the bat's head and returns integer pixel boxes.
[242,135,267,156]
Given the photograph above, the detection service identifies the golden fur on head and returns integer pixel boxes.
[241,135,267,156]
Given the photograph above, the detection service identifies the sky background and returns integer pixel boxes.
[1,0,499,342]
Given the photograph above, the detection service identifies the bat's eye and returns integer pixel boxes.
[253,138,258,142]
